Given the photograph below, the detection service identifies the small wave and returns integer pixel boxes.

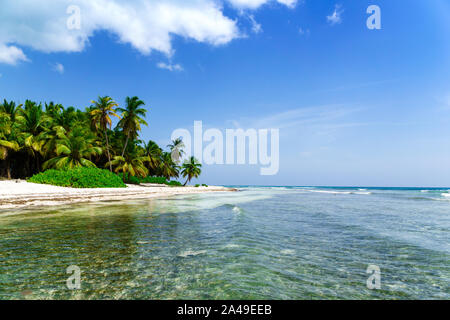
[232,206,243,213]
[441,193,450,198]
[178,250,207,258]
[308,190,352,195]
[307,190,371,195]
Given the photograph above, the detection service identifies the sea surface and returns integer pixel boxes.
[0,186,448,299]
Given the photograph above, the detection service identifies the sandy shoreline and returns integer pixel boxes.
[0,180,236,210]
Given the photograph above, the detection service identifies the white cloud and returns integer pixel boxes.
[327,4,343,25]
[276,0,298,9]
[52,63,65,74]
[157,62,184,72]
[0,0,299,66]
[227,0,297,9]
[0,44,28,65]
[248,15,263,34]
[0,0,240,64]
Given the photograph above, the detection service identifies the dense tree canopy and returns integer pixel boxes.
[0,96,201,184]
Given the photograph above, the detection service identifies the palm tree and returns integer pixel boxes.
[167,137,185,164]
[143,140,162,173]
[0,111,19,179]
[181,156,202,186]
[0,100,21,179]
[43,127,101,169]
[117,96,148,157]
[1,99,22,123]
[159,151,180,180]
[18,101,49,173]
[106,152,148,182]
[90,96,120,172]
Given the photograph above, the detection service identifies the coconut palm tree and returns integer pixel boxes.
[143,140,162,173]
[106,152,148,182]
[167,137,185,164]
[18,100,49,173]
[90,96,120,172]
[0,112,19,179]
[181,156,202,186]
[116,96,148,157]
[43,127,101,169]
[1,100,22,123]
[159,151,180,180]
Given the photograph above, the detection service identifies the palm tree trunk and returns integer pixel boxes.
[6,158,11,180]
[105,129,112,172]
[183,178,189,186]
[121,134,130,157]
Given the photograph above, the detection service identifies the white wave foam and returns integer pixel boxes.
[307,189,371,195]
[232,206,242,213]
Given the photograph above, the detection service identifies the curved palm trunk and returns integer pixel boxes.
[105,129,112,172]
[183,177,190,186]
[121,134,130,157]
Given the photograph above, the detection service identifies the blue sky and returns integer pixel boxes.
[0,0,449,186]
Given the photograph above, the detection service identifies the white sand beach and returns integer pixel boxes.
[0,180,236,209]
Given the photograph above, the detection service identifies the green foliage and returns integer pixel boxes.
[166,180,182,186]
[181,156,202,186]
[139,176,168,184]
[117,172,141,184]
[202,184,208,187]
[195,184,200,187]
[28,168,126,188]
[0,96,199,183]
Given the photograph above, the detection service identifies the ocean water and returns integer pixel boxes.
[0,186,448,299]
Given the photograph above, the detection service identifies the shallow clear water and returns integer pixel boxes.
[0,187,448,299]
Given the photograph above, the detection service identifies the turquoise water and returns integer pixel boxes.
[0,186,448,299]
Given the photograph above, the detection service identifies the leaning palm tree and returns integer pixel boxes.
[116,96,148,157]
[43,127,102,169]
[181,156,202,186]
[90,96,120,172]
[106,152,148,182]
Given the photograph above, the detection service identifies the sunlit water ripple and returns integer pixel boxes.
[0,187,448,299]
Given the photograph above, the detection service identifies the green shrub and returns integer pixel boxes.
[195,184,200,187]
[117,173,141,185]
[28,168,126,188]
[202,184,208,187]
[139,176,168,184]
[166,180,182,187]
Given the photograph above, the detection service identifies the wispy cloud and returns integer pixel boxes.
[157,62,184,72]
[248,15,263,34]
[327,4,343,26]
[52,62,64,74]
[298,27,310,36]
[229,104,364,130]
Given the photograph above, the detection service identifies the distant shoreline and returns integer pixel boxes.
[0,180,237,210]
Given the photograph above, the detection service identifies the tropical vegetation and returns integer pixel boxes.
[0,96,202,186]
